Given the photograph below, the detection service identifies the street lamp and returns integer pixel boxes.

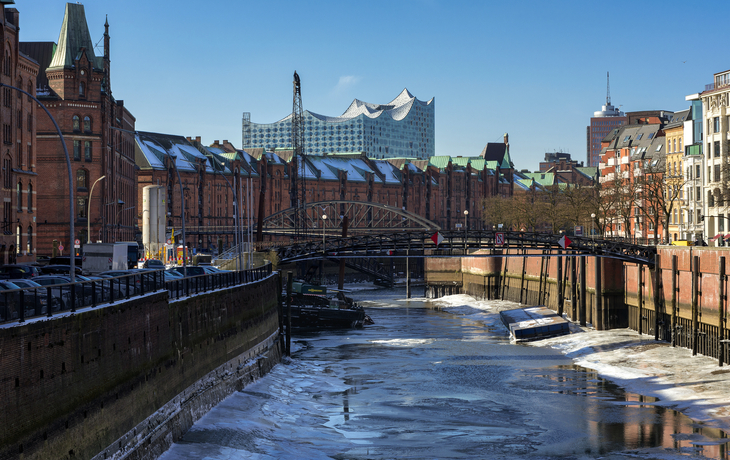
[87,175,106,243]
[322,214,327,253]
[116,205,135,241]
[591,213,596,240]
[464,210,468,252]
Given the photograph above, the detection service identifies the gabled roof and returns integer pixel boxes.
[522,172,555,187]
[135,131,214,173]
[429,156,451,171]
[665,108,691,129]
[47,3,102,71]
[480,143,512,169]
[19,42,56,93]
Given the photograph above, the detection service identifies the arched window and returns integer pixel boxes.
[3,50,10,76]
[16,223,21,255]
[16,180,21,211]
[77,196,87,219]
[83,116,91,132]
[26,225,32,254]
[79,81,85,97]
[27,182,32,212]
[76,169,87,189]
[73,115,80,131]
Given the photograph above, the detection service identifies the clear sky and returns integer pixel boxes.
[18,0,730,171]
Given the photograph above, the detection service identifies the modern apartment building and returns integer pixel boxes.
[699,69,730,243]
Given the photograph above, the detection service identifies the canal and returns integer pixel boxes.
[159,287,730,459]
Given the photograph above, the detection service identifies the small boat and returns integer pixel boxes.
[284,281,372,329]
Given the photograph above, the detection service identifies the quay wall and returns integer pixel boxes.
[426,247,730,362]
[0,274,282,460]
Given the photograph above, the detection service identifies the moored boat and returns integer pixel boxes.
[284,281,372,329]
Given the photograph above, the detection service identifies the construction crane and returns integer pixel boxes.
[290,71,307,239]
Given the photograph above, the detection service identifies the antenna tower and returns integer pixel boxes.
[291,71,307,239]
[606,71,611,106]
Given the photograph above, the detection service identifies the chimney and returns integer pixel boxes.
[196,136,201,143]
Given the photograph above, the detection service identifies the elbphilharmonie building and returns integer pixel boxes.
[242,89,434,159]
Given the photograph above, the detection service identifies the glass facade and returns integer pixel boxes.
[242,89,435,159]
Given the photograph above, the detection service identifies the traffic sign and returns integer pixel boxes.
[74,239,80,245]
[495,232,505,246]
[58,244,64,252]
[558,235,572,249]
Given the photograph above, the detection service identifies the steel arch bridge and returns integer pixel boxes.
[262,200,441,236]
[275,230,658,267]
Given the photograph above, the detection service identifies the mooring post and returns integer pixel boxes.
[719,256,725,366]
[571,256,577,321]
[579,255,586,327]
[557,250,564,316]
[638,264,643,336]
[654,253,661,341]
[519,249,527,304]
[595,255,603,330]
[501,248,508,300]
[692,255,699,356]
[538,250,546,305]
[286,271,293,357]
[671,255,677,347]
[406,246,411,299]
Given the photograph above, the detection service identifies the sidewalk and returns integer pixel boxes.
[530,325,730,432]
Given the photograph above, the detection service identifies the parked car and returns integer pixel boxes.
[143,259,165,269]
[42,264,84,276]
[0,264,43,280]
[7,278,58,316]
[165,269,184,278]
[172,266,206,277]
[202,266,231,274]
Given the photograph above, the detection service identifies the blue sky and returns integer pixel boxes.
[18,0,730,171]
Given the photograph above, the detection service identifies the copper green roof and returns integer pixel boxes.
[469,159,486,170]
[428,156,452,170]
[522,173,555,186]
[48,3,101,70]
[451,157,471,167]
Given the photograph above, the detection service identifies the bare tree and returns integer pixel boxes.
[480,195,517,230]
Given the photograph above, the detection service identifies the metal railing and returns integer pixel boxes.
[0,263,273,324]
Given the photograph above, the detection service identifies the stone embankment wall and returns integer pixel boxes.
[0,274,282,460]
[426,247,730,363]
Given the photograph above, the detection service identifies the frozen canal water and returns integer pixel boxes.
[160,287,730,459]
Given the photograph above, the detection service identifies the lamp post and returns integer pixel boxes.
[591,213,596,240]
[0,83,76,281]
[116,205,135,242]
[464,210,468,252]
[321,214,327,285]
[87,175,106,244]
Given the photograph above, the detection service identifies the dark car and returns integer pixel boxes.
[0,264,43,280]
[143,259,165,269]
[42,264,84,275]
[172,266,206,277]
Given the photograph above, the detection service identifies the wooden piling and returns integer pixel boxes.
[571,256,577,321]
[538,251,546,305]
[671,255,677,347]
[579,255,586,327]
[520,248,526,304]
[557,250,564,316]
[654,253,661,341]
[692,255,699,356]
[719,256,725,366]
[286,271,293,357]
[638,264,643,336]
[595,255,602,330]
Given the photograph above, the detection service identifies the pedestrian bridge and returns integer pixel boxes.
[275,230,658,266]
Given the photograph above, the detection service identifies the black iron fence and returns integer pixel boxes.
[0,264,273,324]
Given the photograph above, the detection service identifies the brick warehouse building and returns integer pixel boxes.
[1,2,39,264]
[134,132,515,255]
[21,3,136,256]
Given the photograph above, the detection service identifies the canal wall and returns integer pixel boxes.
[425,247,730,363]
[0,273,282,460]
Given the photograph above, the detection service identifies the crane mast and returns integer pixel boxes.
[291,71,307,239]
